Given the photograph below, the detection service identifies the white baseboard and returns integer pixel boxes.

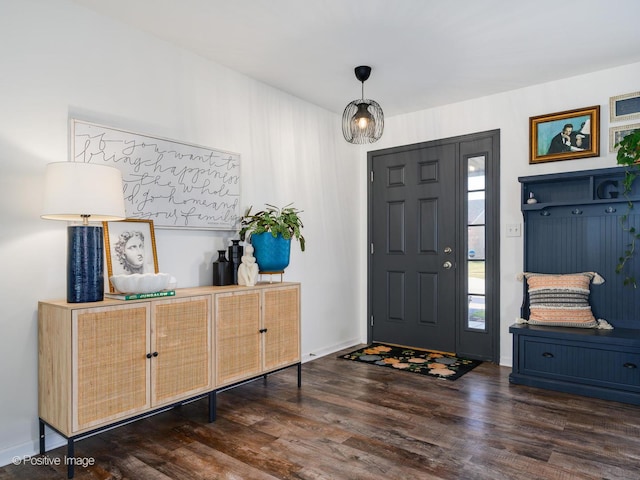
[301,337,363,363]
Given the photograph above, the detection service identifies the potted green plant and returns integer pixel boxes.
[615,129,640,287]
[239,203,305,272]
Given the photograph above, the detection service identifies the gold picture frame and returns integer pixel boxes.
[103,219,159,292]
[529,105,600,164]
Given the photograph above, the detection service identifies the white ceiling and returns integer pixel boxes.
[73,0,640,117]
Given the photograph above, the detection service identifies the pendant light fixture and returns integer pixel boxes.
[342,65,384,144]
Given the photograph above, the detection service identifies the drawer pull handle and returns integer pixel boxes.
[542,352,554,358]
[259,328,268,333]
[623,362,637,369]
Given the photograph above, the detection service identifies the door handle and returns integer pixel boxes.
[444,247,452,254]
[443,261,453,269]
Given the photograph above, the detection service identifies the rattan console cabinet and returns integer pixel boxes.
[38,282,300,478]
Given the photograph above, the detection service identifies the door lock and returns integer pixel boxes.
[443,261,453,269]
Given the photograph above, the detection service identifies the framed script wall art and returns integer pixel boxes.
[71,119,241,230]
[529,106,600,164]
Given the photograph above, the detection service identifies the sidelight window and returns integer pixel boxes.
[467,156,486,331]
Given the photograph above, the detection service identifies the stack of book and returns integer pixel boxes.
[104,290,176,301]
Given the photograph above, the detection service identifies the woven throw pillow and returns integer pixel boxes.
[517,272,611,329]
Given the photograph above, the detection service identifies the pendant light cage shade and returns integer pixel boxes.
[342,99,384,144]
[342,65,384,144]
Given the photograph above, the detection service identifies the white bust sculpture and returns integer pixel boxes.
[237,244,259,286]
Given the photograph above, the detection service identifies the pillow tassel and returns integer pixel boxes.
[596,319,614,329]
[591,272,605,285]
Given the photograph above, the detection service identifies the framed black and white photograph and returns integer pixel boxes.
[529,105,600,164]
[609,123,640,153]
[610,91,640,122]
[103,219,159,291]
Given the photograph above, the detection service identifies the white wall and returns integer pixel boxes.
[365,61,640,366]
[0,0,363,464]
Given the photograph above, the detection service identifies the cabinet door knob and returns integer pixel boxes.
[259,328,268,333]
[146,352,159,359]
[153,351,159,357]
[623,362,637,369]
[542,352,554,358]
[146,353,152,359]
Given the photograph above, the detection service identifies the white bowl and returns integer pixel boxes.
[110,273,171,294]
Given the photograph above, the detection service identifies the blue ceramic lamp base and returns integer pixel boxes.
[67,225,104,303]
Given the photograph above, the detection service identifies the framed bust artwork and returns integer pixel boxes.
[529,105,600,164]
[103,219,159,292]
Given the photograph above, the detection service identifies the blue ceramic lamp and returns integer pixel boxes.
[41,162,126,303]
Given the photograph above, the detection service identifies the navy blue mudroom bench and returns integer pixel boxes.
[510,167,640,404]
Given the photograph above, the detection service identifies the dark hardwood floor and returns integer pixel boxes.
[3,344,640,479]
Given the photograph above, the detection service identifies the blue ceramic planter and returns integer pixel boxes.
[251,232,291,272]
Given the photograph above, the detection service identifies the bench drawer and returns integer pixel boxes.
[519,337,640,391]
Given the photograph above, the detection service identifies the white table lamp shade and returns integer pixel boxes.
[41,162,126,221]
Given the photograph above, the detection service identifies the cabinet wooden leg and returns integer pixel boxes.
[297,363,302,388]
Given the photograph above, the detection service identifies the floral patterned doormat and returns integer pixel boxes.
[339,343,482,381]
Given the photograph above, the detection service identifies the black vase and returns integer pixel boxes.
[227,240,243,285]
[212,250,231,286]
